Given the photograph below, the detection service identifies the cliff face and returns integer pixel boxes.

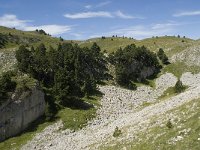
[0,86,45,142]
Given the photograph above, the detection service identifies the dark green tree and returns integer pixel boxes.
[0,72,16,104]
[157,48,169,65]
[174,79,185,93]
[15,45,32,72]
[59,36,64,41]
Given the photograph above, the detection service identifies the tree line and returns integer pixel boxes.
[1,41,170,116]
[15,42,108,115]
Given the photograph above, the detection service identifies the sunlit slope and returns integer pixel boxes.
[0,26,80,49]
[80,36,195,57]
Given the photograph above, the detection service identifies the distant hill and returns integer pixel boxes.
[79,36,195,57]
[0,26,79,49]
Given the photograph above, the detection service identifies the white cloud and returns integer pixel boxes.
[115,11,133,19]
[64,10,143,19]
[152,23,179,29]
[25,25,71,35]
[64,11,113,19]
[84,1,111,10]
[173,10,200,17]
[0,14,71,35]
[85,5,92,9]
[115,10,140,19]
[96,1,111,7]
[0,14,30,29]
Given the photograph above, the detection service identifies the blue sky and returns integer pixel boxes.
[0,0,200,40]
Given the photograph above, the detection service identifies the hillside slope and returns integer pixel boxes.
[1,27,200,150]
[0,26,82,50]
[79,36,194,55]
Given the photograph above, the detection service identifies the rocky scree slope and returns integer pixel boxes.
[21,71,200,150]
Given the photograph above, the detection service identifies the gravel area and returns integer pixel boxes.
[0,49,16,74]
[21,72,200,150]
[171,45,200,66]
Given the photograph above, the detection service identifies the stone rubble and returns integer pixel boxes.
[21,72,200,150]
[171,45,200,66]
[0,49,16,74]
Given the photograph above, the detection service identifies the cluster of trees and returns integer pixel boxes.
[14,41,171,109]
[157,48,169,65]
[35,29,48,35]
[0,72,16,105]
[16,42,108,107]
[108,44,161,89]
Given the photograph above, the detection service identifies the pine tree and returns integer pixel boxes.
[174,79,185,93]
[15,45,32,72]
[157,48,169,64]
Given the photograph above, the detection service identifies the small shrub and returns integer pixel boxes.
[166,119,173,129]
[0,72,16,105]
[157,48,169,65]
[113,126,122,137]
[59,36,64,41]
[174,79,185,93]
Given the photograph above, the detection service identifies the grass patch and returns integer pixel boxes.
[80,37,136,53]
[80,36,194,54]
[141,101,152,107]
[57,95,100,130]
[158,87,177,100]
[134,78,156,89]
[162,62,200,78]
[158,84,188,101]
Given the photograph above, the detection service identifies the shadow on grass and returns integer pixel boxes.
[61,89,104,110]
[92,89,104,97]
[23,115,58,133]
[61,97,94,110]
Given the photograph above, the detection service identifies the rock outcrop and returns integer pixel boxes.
[0,86,45,142]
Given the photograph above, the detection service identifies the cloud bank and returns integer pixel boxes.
[0,14,71,35]
[173,10,200,17]
[64,11,141,19]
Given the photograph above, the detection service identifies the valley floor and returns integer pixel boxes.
[21,72,200,150]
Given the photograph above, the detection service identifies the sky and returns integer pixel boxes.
[0,0,200,40]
